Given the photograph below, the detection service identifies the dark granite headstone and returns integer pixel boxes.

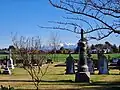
[75,29,90,82]
[65,53,75,74]
[117,59,120,71]
[3,56,11,75]
[98,52,109,74]
[87,54,94,74]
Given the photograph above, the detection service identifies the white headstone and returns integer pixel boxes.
[8,49,14,69]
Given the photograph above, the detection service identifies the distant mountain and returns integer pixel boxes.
[60,43,77,50]
[41,43,77,51]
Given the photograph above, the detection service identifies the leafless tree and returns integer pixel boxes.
[12,35,49,90]
[48,32,61,62]
[40,0,120,40]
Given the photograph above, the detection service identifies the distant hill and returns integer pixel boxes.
[42,43,77,51]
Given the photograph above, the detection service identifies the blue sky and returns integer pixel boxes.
[0,0,120,48]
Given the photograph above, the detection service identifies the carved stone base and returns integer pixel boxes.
[75,72,90,82]
[3,67,11,75]
[8,64,14,69]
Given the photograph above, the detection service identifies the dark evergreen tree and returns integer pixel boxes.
[119,45,120,53]
[90,44,95,50]
[112,44,118,53]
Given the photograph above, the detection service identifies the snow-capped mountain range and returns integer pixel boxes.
[59,43,77,50]
[42,43,77,50]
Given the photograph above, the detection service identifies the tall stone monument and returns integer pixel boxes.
[8,46,14,69]
[65,53,75,74]
[75,29,90,82]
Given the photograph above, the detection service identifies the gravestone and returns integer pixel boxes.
[0,66,1,74]
[87,54,94,74]
[75,29,90,82]
[117,59,120,74]
[8,46,14,69]
[112,58,118,63]
[3,67,11,75]
[3,57,11,75]
[7,58,14,69]
[65,53,75,74]
[98,52,109,74]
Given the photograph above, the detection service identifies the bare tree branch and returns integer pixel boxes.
[47,0,120,40]
[38,25,81,34]
[12,35,49,90]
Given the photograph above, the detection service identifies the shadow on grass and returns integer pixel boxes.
[0,79,73,83]
[40,80,120,90]
[72,81,120,90]
[0,80,120,90]
[90,81,120,85]
[108,73,120,75]
[41,80,74,83]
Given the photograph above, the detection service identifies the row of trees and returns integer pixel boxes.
[1,42,120,54]
[48,41,120,54]
[89,42,120,53]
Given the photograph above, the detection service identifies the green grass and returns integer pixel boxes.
[0,54,8,59]
[0,53,120,89]
[49,53,120,62]
[0,53,120,62]
[91,53,120,60]
[50,54,79,62]
[0,63,120,89]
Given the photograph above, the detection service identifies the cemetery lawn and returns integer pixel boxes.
[0,53,120,62]
[47,54,120,62]
[0,63,120,90]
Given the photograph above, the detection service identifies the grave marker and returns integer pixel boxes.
[87,54,94,74]
[3,56,11,75]
[98,51,109,74]
[65,53,75,74]
[8,46,14,69]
